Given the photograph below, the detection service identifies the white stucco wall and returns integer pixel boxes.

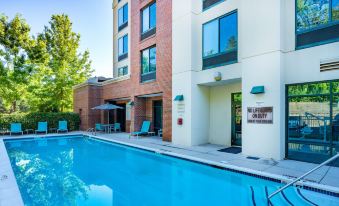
[172,0,339,160]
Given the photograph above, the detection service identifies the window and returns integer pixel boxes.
[141,2,156,40]
[118,35,128,61]
[286,80,339,165]
[202,0,225,11]
[296,0,339,48]
[118,66,128,76]
[202,11,237,69]
[118,3,128,31]
[141,46,156,82]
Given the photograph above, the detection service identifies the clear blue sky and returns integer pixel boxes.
[0,0,113,77]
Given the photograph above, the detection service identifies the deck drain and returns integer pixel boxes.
[0,175,8,181]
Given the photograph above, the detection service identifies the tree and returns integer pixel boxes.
[0,14,33,113]
[27,14,92,112]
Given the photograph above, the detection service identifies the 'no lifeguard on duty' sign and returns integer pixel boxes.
[247,107,273,124]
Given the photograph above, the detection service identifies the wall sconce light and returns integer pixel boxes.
[214,72,222,81]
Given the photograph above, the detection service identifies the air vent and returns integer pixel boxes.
[320,58,339,72]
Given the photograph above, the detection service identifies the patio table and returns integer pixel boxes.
[101,124,114,133]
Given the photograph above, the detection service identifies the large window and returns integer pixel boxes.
[118,35,128,61]
[296,0,339,48]
[141,46,156,82]
[141,2,156,40]
[202,0,225,11]
[202,11,237,69]
[118,3,128,31]
[287,80,339,165]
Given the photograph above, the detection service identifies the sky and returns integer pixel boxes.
[0,0,113,77]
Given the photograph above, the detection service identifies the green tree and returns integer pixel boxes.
[28,14,92,112]
[0,14,33,113]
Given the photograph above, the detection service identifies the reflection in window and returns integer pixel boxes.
[118,35,128,57]
[141,2,156,33]
[203,12,237,57]
[333,0,339,20]
[118,66,128,77]
[141,46,156,74]
[118,3,128,27]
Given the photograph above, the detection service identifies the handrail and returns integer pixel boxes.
[268,153,339,200]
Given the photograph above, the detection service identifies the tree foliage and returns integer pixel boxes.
[0,14,93,113]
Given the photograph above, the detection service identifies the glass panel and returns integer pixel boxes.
[118,37,123,56]
[296,0,330,32]
[149,47,156,72]
[232,93,242,146]
[333,94,339,164]
[118,7,123,26]
[150,3,156,29]
[123,35,128,53]
[142,7,150,33]
[220,13,237,53]
[203,19,218,57]
[288,94,331,163]
[141,49,149,74]
[288,82,330,96]
[123,4,128,23]
[333,0,339,20]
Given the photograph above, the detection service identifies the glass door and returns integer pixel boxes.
[231,93,242,146]
[287,80,339,164]
[153,100,163,135]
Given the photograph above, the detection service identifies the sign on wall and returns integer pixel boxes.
[247,107,273,124]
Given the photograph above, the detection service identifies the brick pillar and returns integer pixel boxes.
[132,97,146,132]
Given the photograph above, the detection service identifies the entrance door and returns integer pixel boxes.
[153,100,163,135]
[116,103,126,132]
[231,93,242,146]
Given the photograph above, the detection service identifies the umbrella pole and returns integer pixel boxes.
[108,110,110,124]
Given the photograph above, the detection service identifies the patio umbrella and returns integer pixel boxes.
[91,103,123,124]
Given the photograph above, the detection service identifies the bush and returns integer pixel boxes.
[0,112,80,131]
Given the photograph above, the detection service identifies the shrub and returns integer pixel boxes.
[0,112,80,131]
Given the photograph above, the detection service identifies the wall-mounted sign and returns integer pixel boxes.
[247,107,273,124]
[177,103,185,113]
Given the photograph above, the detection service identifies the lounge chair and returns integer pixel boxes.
[95,123,104,133]
[130,121,151,139]
[57,121,68,133]
[35,122,48,134]
[10,123,23,135]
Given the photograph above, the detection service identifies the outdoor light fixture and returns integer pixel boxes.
[174,95,184,101]
[214,71,222,81]
[127,101,134,106]
[250,86,265,94]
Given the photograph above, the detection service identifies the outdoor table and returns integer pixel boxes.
[25,129,34,134]
[148,131,156,136]
[49,128,57,133]
[101,124,114,133]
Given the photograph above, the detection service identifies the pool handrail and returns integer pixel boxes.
[268,153,339,200]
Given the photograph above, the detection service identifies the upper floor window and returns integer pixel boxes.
[202,11,237,69]
[296,0,339,49]
[140,46,156,82]
[118,3,128,31]
[118,66,128,77]
[141,2,156,40]
[203,0,225,11]
[118,35,128,61]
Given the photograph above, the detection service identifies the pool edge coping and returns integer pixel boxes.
[0,139,25,206]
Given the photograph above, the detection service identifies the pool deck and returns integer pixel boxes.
[0,131,339,205]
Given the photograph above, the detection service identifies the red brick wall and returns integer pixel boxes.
[73,0,172,141]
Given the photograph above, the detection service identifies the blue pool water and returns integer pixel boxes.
[4,136,339,206]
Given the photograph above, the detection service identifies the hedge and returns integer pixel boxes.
[0,112,80,131]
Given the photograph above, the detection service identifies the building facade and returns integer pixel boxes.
[73,0,172,141]
[172,0,339,164]
[74,0,339,164]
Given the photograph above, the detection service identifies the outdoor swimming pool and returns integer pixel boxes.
[4,135,339,206]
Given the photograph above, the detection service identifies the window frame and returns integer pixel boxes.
[140,45,157,82]
[202,10,238,69]
[295,0,339,49]
[141,2,156,34]
[118,34,128,60]
[118,3,128,31]
[118,66,128,77]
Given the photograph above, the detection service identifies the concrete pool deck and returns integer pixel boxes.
[0,131,338,205]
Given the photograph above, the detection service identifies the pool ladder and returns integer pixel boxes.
[86,128,96,135]
[268,153,339,201]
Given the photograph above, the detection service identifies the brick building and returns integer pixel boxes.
[73,0,172,141]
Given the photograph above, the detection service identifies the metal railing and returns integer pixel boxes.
[268,153,339,200]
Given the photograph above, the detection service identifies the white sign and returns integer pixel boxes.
[247,107,273,124]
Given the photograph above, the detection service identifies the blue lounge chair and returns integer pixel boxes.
[57,121,68,133]
[130,121,151,138]
[95,123,104,133]
[35,122,48,134]
[10,123,23,135]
